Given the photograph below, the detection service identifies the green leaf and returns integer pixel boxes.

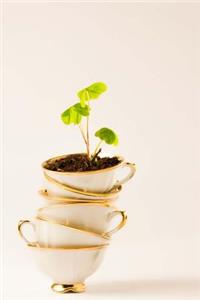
[74,103,90,116]
[77,82,107,105]
[86,82,107,99]
[78,89,90,106]
[61,105,81,125]
[95,127,119,146]
[61,102,90,125]
[61,106,81,125]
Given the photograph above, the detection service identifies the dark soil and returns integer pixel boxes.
[44,153,121,172]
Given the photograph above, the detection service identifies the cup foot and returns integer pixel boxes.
[51,282,86,293]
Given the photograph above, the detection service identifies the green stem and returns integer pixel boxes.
[78,124,88,152]
[86,101,90,159]
[93,140,103,157]
[86,115,90,158]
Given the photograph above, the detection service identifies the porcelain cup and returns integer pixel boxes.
[37,203,127,237]
[28,244,107,290]
[42,154,136,199]
[18,218,109,247]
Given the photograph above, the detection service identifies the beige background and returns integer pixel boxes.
[3,2,200,299]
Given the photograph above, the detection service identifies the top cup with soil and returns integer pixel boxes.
[42,153,136,199]
[41,82,136,200]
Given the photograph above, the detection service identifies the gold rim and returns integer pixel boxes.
[37,205,126,238]
[37,202,116,213]
[38,189,118,204]
[28,243,109,250]
[35,216,110,240]
[51,283,85,293]
[42,153,125,175]
[43,172,122,197]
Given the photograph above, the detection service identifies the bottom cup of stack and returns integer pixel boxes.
[28,244,108,293]
[18,218,109,293]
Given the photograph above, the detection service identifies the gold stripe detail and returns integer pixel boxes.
[38,189,118,204]
[28,243,109,250]
[43,171,122,197]
[37,201,116,211]
[35,216,110,240]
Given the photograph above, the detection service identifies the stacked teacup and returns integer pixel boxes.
[18,154,136,293]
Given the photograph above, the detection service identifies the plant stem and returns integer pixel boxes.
[93,140,103,157]
[86,116,90,158]
[86,101,90,159]
[91,148,102,161]
[78,124,88,152]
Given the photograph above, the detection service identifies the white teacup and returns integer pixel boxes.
[42,154,136,199]
[37,203,127,236]
[28,244,107,291]
[18,218,109,248]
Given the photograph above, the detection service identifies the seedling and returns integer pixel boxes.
[61,82,118,159]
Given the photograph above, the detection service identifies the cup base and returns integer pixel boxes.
[51,282,86,293]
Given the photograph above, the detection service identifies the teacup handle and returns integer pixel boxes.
[112,162,136,190]
[104,210,127,237]
[18,220,37,246]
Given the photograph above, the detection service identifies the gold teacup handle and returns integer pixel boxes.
[104,210,127,237]
[18,220,37,246]
[111,162,136,191]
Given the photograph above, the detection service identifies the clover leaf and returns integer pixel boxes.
[77,82,107,106]
[73,103,90,116]
[61,103,90,125]
[95,127,119,146]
